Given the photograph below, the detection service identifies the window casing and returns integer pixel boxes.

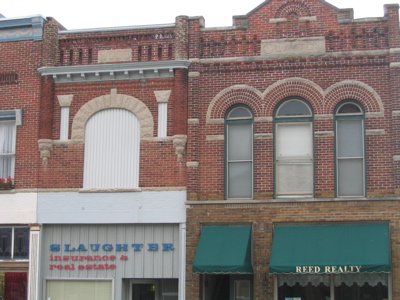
[0,227,29,259]
[335,101,365,197]
[274,98,313,197]
[225,106,254,200]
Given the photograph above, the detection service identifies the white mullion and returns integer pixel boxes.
[11,227,14,259]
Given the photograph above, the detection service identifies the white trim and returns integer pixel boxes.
[59,107,69,140]
[157,102,168,137]
[179,223,186,300]
[28,229,40,300]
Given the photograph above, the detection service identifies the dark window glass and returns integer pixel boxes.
[277,100,312,116]
[13,228,29,259]
[0,228,29,259]
[338,103,361,114]
[0,229,12,259]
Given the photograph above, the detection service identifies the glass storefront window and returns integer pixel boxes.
[278,274,330,300]
[278,273,389,300]
[235,280,251,300]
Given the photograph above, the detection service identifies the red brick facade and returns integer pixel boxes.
[185,0,400,300]
[2,0,400,299]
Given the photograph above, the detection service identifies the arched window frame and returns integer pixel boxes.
[334,100,366,197]
[225,105,254,200]
[274,97,314,198]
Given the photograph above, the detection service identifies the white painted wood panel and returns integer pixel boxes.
[83,109,140,188]
[37,191,186,224]
[0,193,38,223]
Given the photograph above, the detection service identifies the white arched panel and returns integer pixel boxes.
[83,109,140,188]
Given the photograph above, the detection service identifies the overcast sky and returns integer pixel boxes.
[1,0,399,30]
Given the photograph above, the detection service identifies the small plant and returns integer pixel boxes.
[0,177,14,189]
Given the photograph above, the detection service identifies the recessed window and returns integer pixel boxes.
[275,98,313,197]
[335,101,365,197]
[225,106,253,199]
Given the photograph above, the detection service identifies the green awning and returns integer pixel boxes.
[269,223,390,274]
[193,225,253,274]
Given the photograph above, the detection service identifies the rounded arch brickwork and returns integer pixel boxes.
[206,85,263,122]
[262,78,324,116]
[275,1,312,19]
[71,90,154,143]
[324,81,384,115]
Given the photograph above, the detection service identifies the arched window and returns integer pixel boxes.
[83,108,140,189]
[274,98,313,197]
[335,101,365,197]
[225,105,253,199]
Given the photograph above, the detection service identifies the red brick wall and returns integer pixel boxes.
[0,38,43,188]
[186,200,400,300]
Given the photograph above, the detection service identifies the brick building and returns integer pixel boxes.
[0,13,189,300]
[185,0,400,300]
[1,0,400,299]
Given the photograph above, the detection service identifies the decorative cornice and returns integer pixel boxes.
[0,15,45,42]
[37,60,191,83]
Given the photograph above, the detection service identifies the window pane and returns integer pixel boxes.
[338,103,361,114]
[228,123,252,161]
[13,228,29,259]
[277,161,313,194]
[276,123,312,158]
[334,273,388,300]
[228,162,252,199]
[235,280,250,300]
[277,100,311,116]
[337,120,363,158]
[338,158,364,196]
[228,107,252,119]
[0,229,11,259]
[0,121,16,178]
[278,274,330,300]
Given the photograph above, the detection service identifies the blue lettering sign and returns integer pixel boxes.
[116,244,128,251]
[50,244,60,252]
[162,243,174,251]
[102,244,113,251]
[132,244,144,251]
[90,244,100,251]
[148,243,159,251]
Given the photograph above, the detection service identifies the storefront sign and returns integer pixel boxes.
[48,243,174,271]
[50,243,174,252]
[295,265,362,274]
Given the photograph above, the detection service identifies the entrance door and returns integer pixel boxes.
[132,283,156,300]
